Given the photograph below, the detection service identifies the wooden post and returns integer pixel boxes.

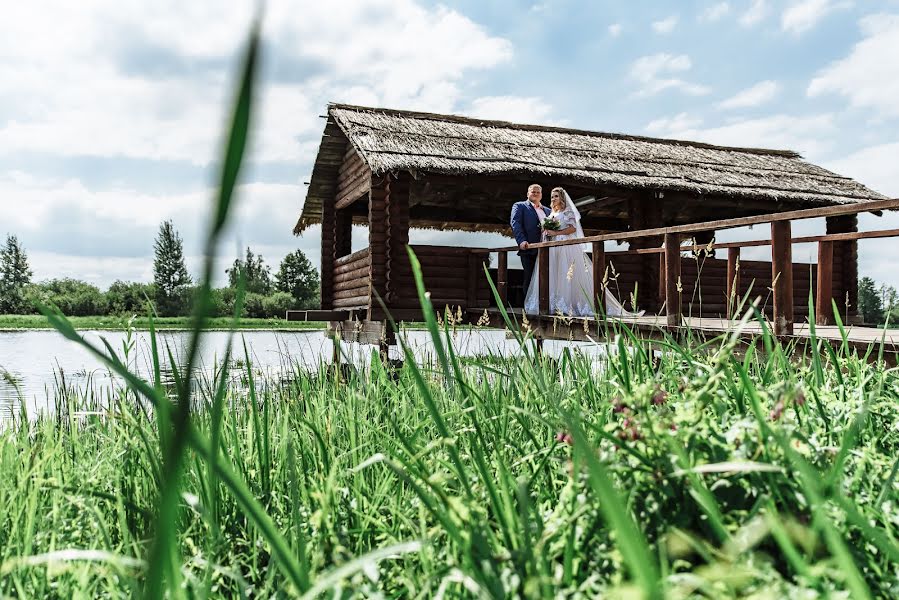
[816,241,834,326]
[497,251,508,305]
[727,247,740,317]
[466,253,479,308]
[592,241,605,312]
[538,246,549,315]
[658,253,666,308]
[771,220,794,337]
[664,233,681,327]
[827,215,859,323]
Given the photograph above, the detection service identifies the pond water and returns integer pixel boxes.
[0,328,608,420]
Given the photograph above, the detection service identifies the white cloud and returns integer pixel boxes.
[808,14,899,118]
[826,142,899,287]
[0,0,514,166]
[781,0,849,35]
[643,113,837,157]
[652,15,679,33]
[630,54,711,97]
[700,2,731,22]
[826,142,899,198]
[466,97,557,124]
[645,113,703,134]
[739,0,769,26]
[718,80,780,109]
[608,23,622,37]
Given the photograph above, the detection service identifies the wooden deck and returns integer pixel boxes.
[470,308,899,360]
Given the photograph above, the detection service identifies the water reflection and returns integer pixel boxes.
[0,328,608,420]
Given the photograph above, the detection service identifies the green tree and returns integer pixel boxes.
[227,247,272,295]
[275,249,319,308]
[153,220,191,316]
[858,276,884,325]
[26,279,107,316]
[107,281,156,315]
[0,234,33,314]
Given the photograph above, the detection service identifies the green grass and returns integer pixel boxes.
[2,319,899,597]
[0,314,324,331]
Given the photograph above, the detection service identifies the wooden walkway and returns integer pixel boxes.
[471,308,899,360]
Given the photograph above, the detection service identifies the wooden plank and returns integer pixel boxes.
[664,233,681,327]
[497,251,508,304]
[816,241,834,326]
[538,247,549,314]
[771,220,794,336]
[592,241,605,309]
[288,310,349,321]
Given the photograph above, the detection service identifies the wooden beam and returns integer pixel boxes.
[497,251,508,305]
[538,247,549,315]
[664,233,681,327]
[771,220,794,336]
[490,198,899,252]
[816,241,834,326]
[592,241,605,311]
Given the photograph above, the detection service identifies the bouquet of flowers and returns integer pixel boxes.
[541,217,561,231]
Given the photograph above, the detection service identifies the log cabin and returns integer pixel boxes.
[290,103,888,347]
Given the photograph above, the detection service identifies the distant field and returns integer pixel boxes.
[0,314,324,330]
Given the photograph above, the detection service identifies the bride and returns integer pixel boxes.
[523,187,644,318]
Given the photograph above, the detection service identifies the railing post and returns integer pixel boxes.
[771,220,794,336]
[816,241,833,326]
[592,241,605,312]
[538,246,549,315]
[664,233,681,327]
[727,247,740,317]
[497,251,508,305]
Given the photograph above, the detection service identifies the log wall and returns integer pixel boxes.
[391,245,491,311]
[332,248,371,309]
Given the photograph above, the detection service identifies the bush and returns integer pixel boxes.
[262,291,295,318]
[243,293,266,319]
[26,279,107,316]
[107,281,156,316]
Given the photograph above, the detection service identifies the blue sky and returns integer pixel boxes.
[1,0,898,289]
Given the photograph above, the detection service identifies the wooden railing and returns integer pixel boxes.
[482,198,899,336]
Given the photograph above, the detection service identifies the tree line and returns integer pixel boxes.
[0,222,319,318]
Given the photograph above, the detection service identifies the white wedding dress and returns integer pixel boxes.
[523,198,644,318]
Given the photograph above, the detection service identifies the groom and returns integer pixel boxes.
[510,183,550,302]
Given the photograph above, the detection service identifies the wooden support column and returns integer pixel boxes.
[664,233,681,327]
[367,175,389,319]
[538,247,550,315]
[771,220,794,337]
[727,247,740,316]
[497,251,508,305]
[384,173,410,306]
[592,241,605,312]
[816,241,834,325]
[827,215,858,323]
[320,191,337,311]
[628,195,663,312]
[466,253,479,308]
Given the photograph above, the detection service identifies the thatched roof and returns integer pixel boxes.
[294,103,886,234]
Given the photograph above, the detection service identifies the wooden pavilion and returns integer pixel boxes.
[290,103,891,349]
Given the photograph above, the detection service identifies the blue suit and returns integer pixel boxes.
[510,200,550,303]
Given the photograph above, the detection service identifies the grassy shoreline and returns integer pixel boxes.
[0,314,325,331]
